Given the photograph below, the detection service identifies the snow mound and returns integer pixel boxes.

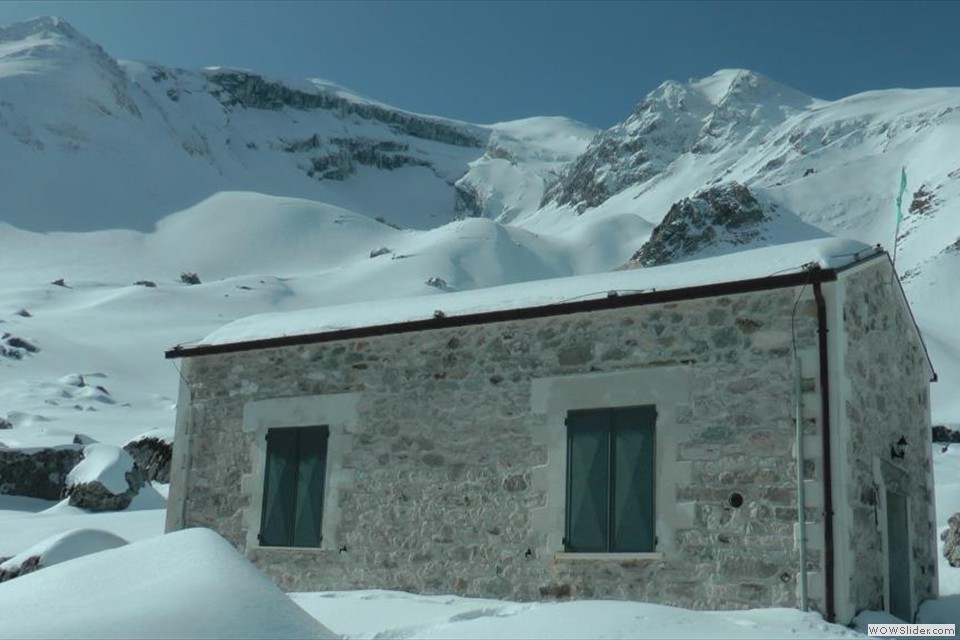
[0,528,127,576]
[67,444,134,494]
[292,590,860,639]
[0,528,336,639]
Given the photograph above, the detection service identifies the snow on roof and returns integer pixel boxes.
[182,238,878,353]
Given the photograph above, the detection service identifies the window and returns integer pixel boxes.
[564,406,656,553]
[259,425,329,547]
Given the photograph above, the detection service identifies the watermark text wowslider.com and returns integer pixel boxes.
[868,624,954,637]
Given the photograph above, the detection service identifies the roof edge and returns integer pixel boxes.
[885,256,938,383]
[832,250,936,382]
[166,267,840,360]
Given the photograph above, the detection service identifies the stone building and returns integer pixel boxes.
[164,239,936,624]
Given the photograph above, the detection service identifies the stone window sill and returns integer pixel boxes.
[252,545,328,553]
[552,552,664,563]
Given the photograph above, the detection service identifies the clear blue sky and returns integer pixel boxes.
[0,1,956,127]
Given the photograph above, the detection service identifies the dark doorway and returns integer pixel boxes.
[886,489,911,621]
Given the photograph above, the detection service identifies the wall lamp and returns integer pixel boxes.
[891,436,908,460]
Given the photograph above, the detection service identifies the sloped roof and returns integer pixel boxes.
[167,238,881,358]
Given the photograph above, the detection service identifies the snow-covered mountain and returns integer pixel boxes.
[0,16,594,232]
[0,15,958,448]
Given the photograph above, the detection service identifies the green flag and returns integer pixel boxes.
[895,166,907,229]
[891,167,908,273]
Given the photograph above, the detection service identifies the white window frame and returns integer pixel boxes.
[530,366,694,561]
[240,393,359,553]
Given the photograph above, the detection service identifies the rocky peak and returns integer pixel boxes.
[625,182,769,267]
[542,70,814,212]
[0,16,87,44]
[0,16,118,71]
[688,69,814,111]
[0,16,138,118]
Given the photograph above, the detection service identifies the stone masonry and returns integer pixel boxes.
[171,283,831,613]
[841,261,936,617]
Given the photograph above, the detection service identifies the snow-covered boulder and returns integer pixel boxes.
[66,444,145,511]
[0,528,336,639]
[0,528,127,582]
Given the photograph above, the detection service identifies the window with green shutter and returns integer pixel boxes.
[564,406,656,553]
[259,425,329,548]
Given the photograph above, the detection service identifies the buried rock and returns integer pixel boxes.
[65,444,145,511]
[0,529,128,583]
[0,555,41,582]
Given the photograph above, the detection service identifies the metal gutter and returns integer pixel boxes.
[795,349,809,610]
[166,268,840,359]
[813,280,836,622]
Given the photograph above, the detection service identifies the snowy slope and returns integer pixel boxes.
[0,190,644,448]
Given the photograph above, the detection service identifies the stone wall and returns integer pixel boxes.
[174,285,828,611]
[840,261,936,618]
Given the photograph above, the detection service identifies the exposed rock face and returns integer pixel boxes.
[295,137,433,182]
[123,436,172,484]
[207,70,484,148]
[627,183,767,267]
[453,182,484,218]
[542,70,812,213]
[910,185,941,217]
[542,130,666,212]
[0,446,84,500]
[943,513,960,567]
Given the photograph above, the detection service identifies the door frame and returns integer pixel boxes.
[875,458,913,621]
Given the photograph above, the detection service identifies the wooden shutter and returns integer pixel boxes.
[292,426,328,547]
[565,406,657,553]
[565,411,609,552]
[260,425,328,548]
[260,428,298,546]
[611,406,656,552]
